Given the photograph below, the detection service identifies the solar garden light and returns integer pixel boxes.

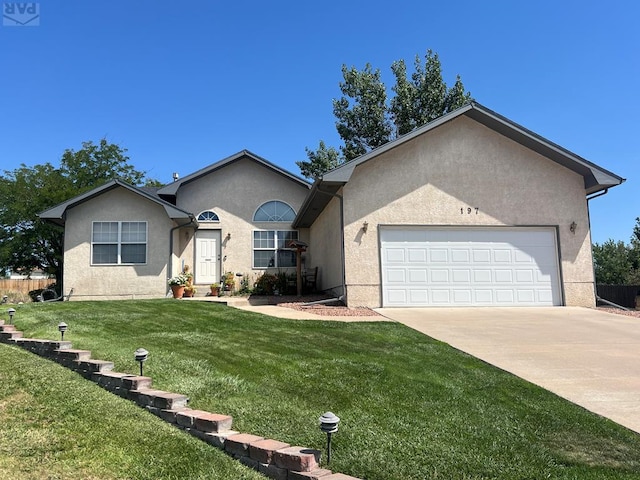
[134,348,149,376]
[319,411,340,465]
[7,308,16,325]
[57,322,68,341]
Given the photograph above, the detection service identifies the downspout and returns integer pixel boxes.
[586,188,628,310]
[168,216,197,295]
[303,186,346,305]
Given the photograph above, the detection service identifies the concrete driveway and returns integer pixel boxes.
[377,306,640,434]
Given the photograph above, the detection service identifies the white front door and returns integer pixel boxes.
[195,230,221,284]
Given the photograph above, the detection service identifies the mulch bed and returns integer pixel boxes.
[596,307,640,318]
[249,294,382,317]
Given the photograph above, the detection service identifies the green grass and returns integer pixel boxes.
[3,299,640,479]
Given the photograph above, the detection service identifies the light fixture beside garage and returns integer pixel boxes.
[570,222,577,234]
[362,221,369,233]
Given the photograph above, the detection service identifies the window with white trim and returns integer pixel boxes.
[92,221,147,264]
[197,211,219,222]
[253,230,298,268]
[253,201,296,222]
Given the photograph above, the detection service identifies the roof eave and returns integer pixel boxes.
[158,150,311,196]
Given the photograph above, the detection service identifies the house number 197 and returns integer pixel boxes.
[461,207,479,214]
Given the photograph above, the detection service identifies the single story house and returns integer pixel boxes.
[40,102,625,307]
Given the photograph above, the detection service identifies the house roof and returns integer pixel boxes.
[157,149,311,197]
[38,179,195,226]
[293,102,625,228]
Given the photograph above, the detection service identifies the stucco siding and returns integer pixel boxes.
[175,157,310,286]
[341,116,595,307]
[63,187,174,300]
[308,193,343,295]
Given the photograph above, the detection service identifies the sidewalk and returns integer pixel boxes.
[181,295,387,322]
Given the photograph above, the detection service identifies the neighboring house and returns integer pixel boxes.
[40,103,625,307]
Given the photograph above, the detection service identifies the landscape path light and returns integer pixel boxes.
[319,411,340,465]
[58,322,68,341]
[134,348,149,376]
[7,308,16,325]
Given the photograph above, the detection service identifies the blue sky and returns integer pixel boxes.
[1,0,638,244]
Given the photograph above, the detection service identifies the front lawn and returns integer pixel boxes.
[3,299,640,479]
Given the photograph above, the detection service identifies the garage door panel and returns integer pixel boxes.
[451,249,470,262]
[409,290,429,304]
[386,269,406,283]
[408,269,428,282]
[515,269,535,283]
[474,270,492,282]
[430,269,449,282]
[453,290,472,303]
[381,227,560,307]
[493,250,512,262]
[475,290,494,303]
[430,249,448,262]
[452,269,471,283]
[408,248,427,262]
[494,270,513,282]
[431,290,451,303]
[385,248,406,263]
[386,289,407,305]
[473,249,491,262]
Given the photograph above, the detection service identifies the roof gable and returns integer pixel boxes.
[294,102,625,228]
[39,179,194,226]
[157,149,310,198]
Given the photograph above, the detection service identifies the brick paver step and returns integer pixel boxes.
[130,389,189,410]
[0,331,23,341]
[55,349,92,361]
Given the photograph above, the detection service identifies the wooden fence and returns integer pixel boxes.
[0,278,55,295]
[596,284,640,309]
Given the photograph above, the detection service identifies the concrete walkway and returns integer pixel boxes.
[377,307,640,434]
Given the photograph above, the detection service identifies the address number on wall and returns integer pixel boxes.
[460,207,479,215]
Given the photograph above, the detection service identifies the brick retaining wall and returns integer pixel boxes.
[0,319,361,480]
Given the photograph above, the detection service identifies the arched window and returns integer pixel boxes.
[253,201,296,222]
[197,211,220,222]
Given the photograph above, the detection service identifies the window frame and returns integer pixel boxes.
[252,230,299,269]
[197,210,220,222]
[91,221,148,265]
[253,200,296,222]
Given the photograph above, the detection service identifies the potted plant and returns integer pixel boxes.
[183,285,196,297]
[210,283,220,296]
[168,274,188,298]
[223,272,235,292]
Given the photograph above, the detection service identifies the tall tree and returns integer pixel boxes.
[592,239,635,284]
[390,59,418,136]
[301,50,472,179]
[0,140,152,288]
[296,140,341,180]
[332,63,393,162]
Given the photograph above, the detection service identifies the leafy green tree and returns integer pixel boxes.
[592,240,634,284]
[333,63,393,162]
[0,140,153,288]
[629,217,640,283]
[296,140,341,180]
[301,50,472,179]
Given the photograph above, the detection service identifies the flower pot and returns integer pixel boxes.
[210,287,219,296]
[171,285,185,299]
[183,289,195,297]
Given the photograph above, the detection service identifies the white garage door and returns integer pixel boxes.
[381,227,561,307]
